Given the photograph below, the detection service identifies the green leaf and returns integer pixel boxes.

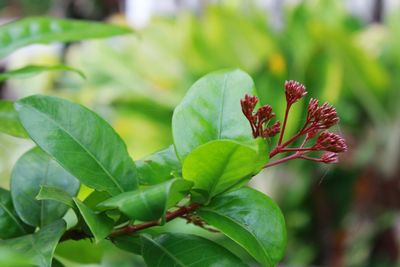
[141,233,248,267]
[0,247,33,267]
[0,220,66,267]
[197,187,287,267]
[97,178,193,221]
[36,185,75,208]
[15,94,138,196]
[182,139,267,202]
[137,145,181,185]
[0,64,85,82]
[73,198,114,243]
[0,16,132,59]
[0,100,28,138]
[112,233,142,255]
[0,188,33,239]
[172,69,255,160]
[11,147,80,227]
[83,190,111,210]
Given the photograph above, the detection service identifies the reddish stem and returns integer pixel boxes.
[280,147,315,152]
[264,153,303,168]
[299,155,324,162]
[277,103,291,146]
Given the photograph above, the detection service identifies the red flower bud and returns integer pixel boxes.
[285,80,307,105]
[308,101,339,129]
[321,152,339,164]
[262,121,281,138]
[313,131,348,153]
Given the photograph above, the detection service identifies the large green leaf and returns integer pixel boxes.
[0,16,132,59]
[0,247,33,267]
[0,100,28,138]
[15,95,138,196]
[197,187,287,267]
[97,178,193,222]
[11,147,80,227]
[136,145,181,185]
[0,188,33,239]
[0,64,85,82]
[182,139,267,203]
[141,233,248,267]
[0,220,66,267]
[73,198,114,243]
[172,69,255,160]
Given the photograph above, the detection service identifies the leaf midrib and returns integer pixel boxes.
[199,208,272,266]
[142,235,187,267]
[21,103,124,194]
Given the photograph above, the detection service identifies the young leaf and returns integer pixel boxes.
[0,100,28,138]
[0,188,33,239]
[136,145,181,185]
[0,16,132,59]
[36,185,75,208]
[0,219,66,267]
[97,178,193,222]
[11,147,80,227]
[172,69,255,160]
[15,95,138,196]
[141,233,248,267]
[182,139,267,202]
[197,187,287,267]
[0,64,85,82]
[73,198,114,243]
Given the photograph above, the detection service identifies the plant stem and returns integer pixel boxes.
[277,103,291,146]
[60,203,201,242]
[264,153,303,168]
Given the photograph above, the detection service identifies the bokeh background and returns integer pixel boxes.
[1,0,399,266]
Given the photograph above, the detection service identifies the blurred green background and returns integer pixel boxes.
[1,0,399,266]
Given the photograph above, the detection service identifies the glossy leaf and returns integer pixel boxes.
[197,187,287,267]
[0,64,85,82]
[0,16,132,59]
[141,233,248,267]
[172,69,255,160]
[136,145,181,185]
[0,220,66,267]
[97,178,193,221]
[11,147,80,227]
[112,233,142,255]
[73,198,114,243]
[0,247,33,267]
[182,139,267,202]
[0,188,33,239]
[15,95,138,196]
[0,100,28,138]
[36,185,75,208]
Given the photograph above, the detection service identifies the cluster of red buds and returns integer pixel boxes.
[240,80,347,167]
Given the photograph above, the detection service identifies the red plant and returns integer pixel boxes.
[240,80,347,168]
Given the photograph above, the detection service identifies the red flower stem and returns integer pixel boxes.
[277,103,291,146]
[264,152,303,168]
[299,155,323,162]
[280,147,314,152]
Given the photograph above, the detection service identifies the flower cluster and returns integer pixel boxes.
[240,95,280,138]
[240,80,347,167]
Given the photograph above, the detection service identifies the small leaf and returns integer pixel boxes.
[0,219,66,267]
[73,198,114,243]
[0,16,132,59]
[15,95,138,196]
[0,100,28,138]
[182,139,267,203]
[0,64,85,82]
[197,187,287,267]
[97,178,193,221]
[11,147,80,227]
[36,185,75,208]
[136,145,181,185]
[141,233,248,267]
[0,188,33,239]
[83,190,111,210]
[172,69,255,160]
